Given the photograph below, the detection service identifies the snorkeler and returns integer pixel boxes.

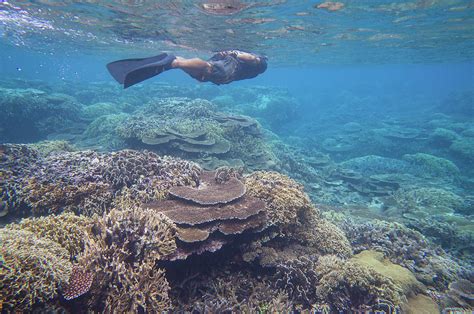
[106,50,267,88]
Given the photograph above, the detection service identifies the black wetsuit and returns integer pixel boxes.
[199,50,267,85]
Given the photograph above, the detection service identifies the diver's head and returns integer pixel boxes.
[257,55,268,73]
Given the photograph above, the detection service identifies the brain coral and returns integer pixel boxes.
[244,171,313,230]
[0,229,72,311]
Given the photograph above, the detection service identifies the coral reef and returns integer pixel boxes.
[244,171,313,230]
[78,206,176,312]
[146,169,267,260]
[332,216,469,289]
[0,87,83,142]
[117,97,278,171]
[402,153,460,180]
[4,212,96,257]
[0,144,200,217]
[0,229,73,311]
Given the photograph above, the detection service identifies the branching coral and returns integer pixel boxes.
[1,144,200,217]
[79,206,177,311]
[105,259,172,312]
[5,213,96,258]
[244,171,313,230]
[298,216,353,258]
[0,229,72,311]
[334,217,467,289]
[315,253,405,310]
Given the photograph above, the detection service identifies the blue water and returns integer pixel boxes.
[1,0,473,312]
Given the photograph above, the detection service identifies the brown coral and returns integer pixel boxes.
[5,212,96,257]
[0,229,72,311]
[315,252,407,310]
[245,171,313,230]
[146,196,265,225]
[78,206,176,311]
[169,170,246,205]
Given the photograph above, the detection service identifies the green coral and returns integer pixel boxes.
[0,229,72,311]
[450,137,474,161]
[393,187,464,215]
[429,128,458,146]
[402,153,460,179]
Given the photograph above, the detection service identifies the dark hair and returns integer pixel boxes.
[257,57,268,73]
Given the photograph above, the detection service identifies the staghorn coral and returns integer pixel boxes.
[5,212,96,258]
[105,259,171,312]
[274,255,319,307]
[171,267,292,313]
[102,149,201,204]
[245,171,313,231]
[0,229,72,311]
[78,206,176,311]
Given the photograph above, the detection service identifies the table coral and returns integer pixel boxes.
[0,229,72,311]
[169,170,246,205]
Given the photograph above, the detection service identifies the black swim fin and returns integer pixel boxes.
[106,53,176,88]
